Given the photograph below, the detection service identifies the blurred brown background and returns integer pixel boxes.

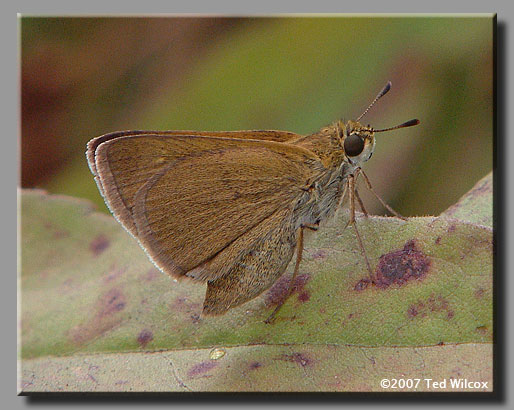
[20,16,493,217]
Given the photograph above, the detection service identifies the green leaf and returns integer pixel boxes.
[440,172,493,228]
[21,344,491,392]
[20,182,492,392]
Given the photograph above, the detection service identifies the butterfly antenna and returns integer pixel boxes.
[356,81,392,122]
[374,118,420,133]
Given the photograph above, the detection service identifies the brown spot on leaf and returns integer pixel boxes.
[475,288,485,298]
[298,291,310,302]
[341,311,360,327]
[407,294,454,320]
[278,352,312,368]
[187,361,217,378]
[435,236,441,245]
[476,325,488,335]
[44,221,69,239]
[69,288,126,345]
[137,329,153,347]
[373,240,431,288]
[407,305,420,318]
[89,234,110,256]
[100,288,126,316]
[266,273,311,306]
[171,297,201,314]
[103,266,126,283]
[249,361,262,370]
[448,224,456,233]
[354,278,371,291]
[427,294,449,311]
[311,249,327,259]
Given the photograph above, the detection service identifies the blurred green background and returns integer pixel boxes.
[21,16,493,217]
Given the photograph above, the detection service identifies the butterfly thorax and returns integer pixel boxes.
[290,120,376,230]
[293,122,346,169]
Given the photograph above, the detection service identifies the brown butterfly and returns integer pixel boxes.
[86,82,419,322]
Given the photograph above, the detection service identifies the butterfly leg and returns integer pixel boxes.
[348,174,374,282]
[264,222,318,324]
[354,189,368,217]
[352,169,368,217]
[359,169,406,220]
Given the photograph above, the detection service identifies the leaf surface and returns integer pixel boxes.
[19,177,493,392]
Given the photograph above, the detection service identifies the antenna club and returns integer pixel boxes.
[374,118,420,133]
[356,81,393,122]
[380,81,392,97]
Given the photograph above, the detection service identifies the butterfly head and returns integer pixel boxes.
[341,120,376,165]
[338,81,419,166]
[340,117,420,166]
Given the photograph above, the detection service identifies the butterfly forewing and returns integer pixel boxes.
[89,132,321,281]
[88,130,303,236]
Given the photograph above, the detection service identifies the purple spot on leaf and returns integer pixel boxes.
[266,273,311,307]
[373,240,431,288]
[137,329,154,347]
[249,361,262,370]
[278,352,312,368]
[187,361,217,378]
[90,234,110,256]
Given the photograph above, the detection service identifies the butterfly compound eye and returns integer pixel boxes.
[344,134,365,157]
